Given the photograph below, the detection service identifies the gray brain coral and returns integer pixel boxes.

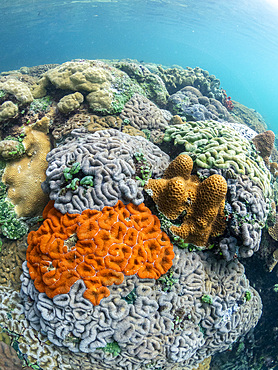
[168,86,231,122]
[120,93,170,130]
[42,128,170,214]
[197,169,269,260]
[20,246,262,370]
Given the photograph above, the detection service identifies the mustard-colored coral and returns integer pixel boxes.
[145,154,227,246]
[2,117,51,217]
[0,101,18,122]
[57,92,84,114]
[26,200,174,306]
[268,215,278,241]
[193,356,211,370]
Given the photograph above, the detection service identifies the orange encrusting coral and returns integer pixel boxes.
[26,200,174,305]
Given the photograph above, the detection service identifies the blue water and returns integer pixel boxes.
[1,0,278,133]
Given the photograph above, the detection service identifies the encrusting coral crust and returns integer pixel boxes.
[145,154,227,246]
[26,200,174,305]
[2,117,51,217]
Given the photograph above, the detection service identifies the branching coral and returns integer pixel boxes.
[26,200,174,306]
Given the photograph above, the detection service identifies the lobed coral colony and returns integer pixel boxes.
[0,58,277,370]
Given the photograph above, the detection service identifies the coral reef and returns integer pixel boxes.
[268,215,278,241]
[156,65,224,101]
[224,121,258,140]
[168,86,231,122]
[42,128,169,214]
[222,89,234,111]
[163,120,272,197]
[20,246,262,369]
[145,154,227,246]
[197,168,269,260]
[0,58,273,370]
[0,340,30,370]
[44,60,145,114]
[26,200,174,305]
[110,59,169,107]
[226,175,269,258]
[0,137,25,160]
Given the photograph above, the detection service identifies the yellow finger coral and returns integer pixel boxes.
[27,200,174,306]
[145,154,227,246]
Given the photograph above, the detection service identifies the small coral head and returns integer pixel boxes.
[26,200,174,305]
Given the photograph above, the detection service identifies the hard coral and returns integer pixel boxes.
[145,154,227,246]
[26,200,174,305]
[2,118,50,217]
[252,130,275,166]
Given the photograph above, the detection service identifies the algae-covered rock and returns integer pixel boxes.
[0,101,18,122]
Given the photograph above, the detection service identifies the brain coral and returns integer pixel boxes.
[120,93,169,131]
[20,246,262,369]
[145,154,227,247]
[163,120,272,197]
[42,128,169,214]
[26,200,174,306]
[197,168,269,259]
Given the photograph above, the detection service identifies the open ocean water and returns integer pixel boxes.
[0,1,278,370]
[0,0,278,131]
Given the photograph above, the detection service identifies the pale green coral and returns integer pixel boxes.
[164,120,272,197]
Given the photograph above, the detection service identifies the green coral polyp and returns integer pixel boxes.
[98,341,121,357]
[80,176,94,188]
[201,294,213,304]
[245,291,252,301]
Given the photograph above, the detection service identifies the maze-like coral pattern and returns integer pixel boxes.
[27,200,174,305]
